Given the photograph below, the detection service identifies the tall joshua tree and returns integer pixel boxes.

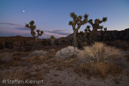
[69,12,88,48]
[25,20,43,50]
[88,17,107,41]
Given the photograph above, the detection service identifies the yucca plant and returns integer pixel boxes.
[69,12,89,48]
[88,17,107,41]
[50,35,55,47]
[84,25,92,45]
[25,20,43,50]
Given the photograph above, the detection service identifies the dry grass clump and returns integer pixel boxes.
[27,55,47,64]
[29,50,47,57]
[74,62,122,78]
[0,52,16,63]
[75,42,123,78]
[27,50,47,63]
[53,58,77,71]
[0,69,40,86]
[56,58,77,67]
[47,49,57,58]
[55,46,79,60]
[1,69,25,80]
[77,42,123,63]
[13,51,30,57]
[0,69,25,86]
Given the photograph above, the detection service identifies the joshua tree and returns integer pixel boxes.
[104,27,107,41]
[25,20,43,50]
[104,27,107,33]
[84,25,92,45]
[84,25,91,37]
[88,17,107,41]
[78,31,85,48]
[69,12,88,48]
[79,31,84,36]
[50,35,55,48]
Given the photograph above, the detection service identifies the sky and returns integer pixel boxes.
[0,0,129,38]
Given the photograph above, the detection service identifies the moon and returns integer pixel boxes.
[23,10,25,13]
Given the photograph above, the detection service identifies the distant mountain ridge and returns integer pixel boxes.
[0,28,129,43]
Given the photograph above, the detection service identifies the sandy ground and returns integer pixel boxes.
[0,48,129,86]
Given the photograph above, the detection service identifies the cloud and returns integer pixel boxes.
[0,22,72,38]
[45,29,71,36]
[0,23,23,27]
[15,27,30,31]
[43,31,68,38]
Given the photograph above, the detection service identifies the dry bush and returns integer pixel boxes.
[0,69,25,86]
[1,69,25,80]
[27,55,47,63]
[52,58,77,71]
[47,49,57,58]
[29,50,47,57]
[75,42,123,78]
[77,42,123,63]
[0,52,16,63]
[55,46,79,60]
[27,50,47,63]
[74,62,123,78]
[57,58,77,67]
[13,51,30,57]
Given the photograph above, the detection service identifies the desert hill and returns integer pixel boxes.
[0,28,129,51]
[0,35,34,43]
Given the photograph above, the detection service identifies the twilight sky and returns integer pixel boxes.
[0,0,129,38]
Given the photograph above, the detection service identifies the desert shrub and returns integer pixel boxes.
[74,61,122,78]
[47,49,57,58]
[0,52,16,63]
[55,46,79,60]
[77,42,122,63]
[0,69,25,86]
[55,58,77,70]
[29,50,47,57]
[75,42,123,78]
[1,69,24,80]
[27,50,47,63]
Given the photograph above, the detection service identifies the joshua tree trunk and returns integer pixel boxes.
[92,29,97,42]
[34,37,37,50]
[73,30,78,48]
[51,39,55,48]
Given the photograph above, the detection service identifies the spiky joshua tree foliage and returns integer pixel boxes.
[88,17,107,41]
[25,20,43,50]
[69,12,88,48]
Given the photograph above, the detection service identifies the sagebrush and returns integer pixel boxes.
[55,46,79,60]
[77,42,122,63]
